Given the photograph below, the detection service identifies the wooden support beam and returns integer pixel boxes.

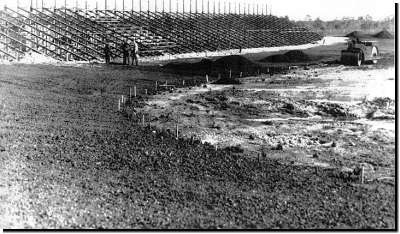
[0,30,40,54]
[0,47,17,60]
[31,7,103,56]
[0,11,82,59]
[9,7,93,60]
[0,22,65,60]
[0,39,24,55]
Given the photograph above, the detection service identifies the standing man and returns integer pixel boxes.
[121,41,129,65]
[131,39,139,66]
[104,43,111,64]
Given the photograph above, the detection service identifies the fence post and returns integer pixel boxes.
[361,166,365,184]
[175,123,179,139]
[118,98,121,111]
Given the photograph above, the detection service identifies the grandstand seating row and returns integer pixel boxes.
[0,7,322,61]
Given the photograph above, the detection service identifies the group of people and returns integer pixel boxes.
[103,39,139,66]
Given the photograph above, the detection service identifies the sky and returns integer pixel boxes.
[0,0,395,21]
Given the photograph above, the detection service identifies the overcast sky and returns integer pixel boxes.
[1,0,395,20]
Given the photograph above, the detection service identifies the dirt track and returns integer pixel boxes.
[0,39,396,229]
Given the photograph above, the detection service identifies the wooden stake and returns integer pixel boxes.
[361,166,365,184]
[175,124,179,139]
[130,87,132,99]
[134,86,137,97]
[206,74,209,83]
[118,98,121,111]
[145,89,147,95]
[240,72,242,78]
[155,81,158,90]
[229,70,232,78]
[182,80,185,86]
[142,114,145,125]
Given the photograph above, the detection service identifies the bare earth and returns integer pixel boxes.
[0,38,395,229]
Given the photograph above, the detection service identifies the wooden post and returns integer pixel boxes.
[118,98,121,111]
[155,81,158,90]
[361,166,365,184]
[265,4,267,16]
[240,72,242,78]
[213,0,215,14]
[182,80,185,86]
[134,86,137,97]
[223,1,225,14]
[229,70,232,78]
[129,87,132,99]
[206,74,209,83]
[142,114,145,125]
[145,89,147,95]
[175,123,179,139]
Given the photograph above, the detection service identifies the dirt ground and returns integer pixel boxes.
[0,38,396,229]
[141,65,395,181]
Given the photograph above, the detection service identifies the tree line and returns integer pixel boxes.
[291,15,394,36]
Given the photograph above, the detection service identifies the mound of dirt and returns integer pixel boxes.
[213,55,260,71]
[260,54,290,63]
[284,50,311,62]
[163,55,259,73]
[373,29,394,39]
[163,58,213,71]
[260,50,311,63]
[346,31,371,39]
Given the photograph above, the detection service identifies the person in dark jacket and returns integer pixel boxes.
[104,43,111,64]
[121,41,130,65]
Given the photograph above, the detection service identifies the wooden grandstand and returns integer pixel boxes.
[0,1,323,61]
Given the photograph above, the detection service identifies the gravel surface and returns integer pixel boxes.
[0,62,395,229]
